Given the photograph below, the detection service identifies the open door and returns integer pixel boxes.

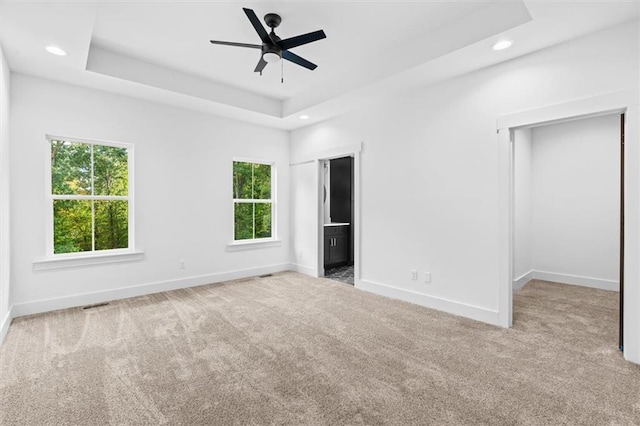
[620,113,625,351]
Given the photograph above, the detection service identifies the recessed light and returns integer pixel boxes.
[492,40,513,51]
[299,115,310,120]
[45,45,67,56]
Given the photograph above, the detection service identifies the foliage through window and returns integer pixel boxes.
[49,138,131,254]
[233,161,273,241]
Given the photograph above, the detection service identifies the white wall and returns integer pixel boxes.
[530,114,620,290]
[290,21,638,324]
[9,74,290,314]
[513,127,533,289]
[290,161,318,277]
[0,46,11,342]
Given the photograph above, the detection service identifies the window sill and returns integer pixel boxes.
[226,239,282,252]
[33,250,145,271]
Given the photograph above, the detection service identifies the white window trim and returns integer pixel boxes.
[33,250,145,271]
[43,135,137,262]
[226,239,282,251]
[229,158,277,247]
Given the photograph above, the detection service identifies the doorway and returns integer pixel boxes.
[511,113,624,347]
[498,90,639,363]
[320,156,355,285]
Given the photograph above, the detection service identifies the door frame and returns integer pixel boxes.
[497,89,640,364]
[315,145,362,283]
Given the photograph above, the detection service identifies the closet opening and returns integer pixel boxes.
[511,113,624,349]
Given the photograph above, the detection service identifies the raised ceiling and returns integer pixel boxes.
[1,1,638,130]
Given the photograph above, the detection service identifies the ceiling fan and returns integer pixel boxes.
[209,8,326,75]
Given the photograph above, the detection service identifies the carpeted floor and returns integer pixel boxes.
[1,273,639,425]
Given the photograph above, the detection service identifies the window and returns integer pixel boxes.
[47,136,133,255]
[232,160,274,241]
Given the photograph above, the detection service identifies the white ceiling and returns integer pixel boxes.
[92,3,477,98]
[0,0,638,130]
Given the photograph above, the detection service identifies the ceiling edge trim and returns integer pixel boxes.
[86,44,283,118]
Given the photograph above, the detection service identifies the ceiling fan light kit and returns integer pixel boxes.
[209,8,326,76]
[262,52,281,63]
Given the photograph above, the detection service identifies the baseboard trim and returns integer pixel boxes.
[513,270,534,291]
[357,279,500,326]
[291,263,317,277]
[11,263,293,318]
[0,305,13,345]
[533,270,618,292]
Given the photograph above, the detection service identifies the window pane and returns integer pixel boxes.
[253,163,271,199]
[234,202,253,240]
[95,200,129,250]
[53,200,92,254]
[51,141,91,195]
[233,161,253,199]
[255,202,272,239]
[94,145,128,196]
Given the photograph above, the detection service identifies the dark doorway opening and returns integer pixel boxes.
[323,156,355,285]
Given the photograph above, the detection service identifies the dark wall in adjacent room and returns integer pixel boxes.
[330,156,354,264]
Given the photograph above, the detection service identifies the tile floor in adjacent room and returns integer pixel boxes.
[324,264,354,285]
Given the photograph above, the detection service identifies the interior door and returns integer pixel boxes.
[620,113,625,351]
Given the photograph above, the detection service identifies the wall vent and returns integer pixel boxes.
[82,302,109,310]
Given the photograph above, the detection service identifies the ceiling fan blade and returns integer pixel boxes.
[243,8,273,45]
[278,30,326,50]
[282,50,317,71]
[254,57,268,73]
[209,40,262,49]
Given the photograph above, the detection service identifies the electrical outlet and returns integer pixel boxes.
[179,259,185,269]
[424,272,432,283]
[410,269,418,280]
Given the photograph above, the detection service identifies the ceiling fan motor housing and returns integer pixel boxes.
[262,42,281,59]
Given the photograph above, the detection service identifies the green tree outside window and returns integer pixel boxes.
[233,161,273,241]
[50,139,130,254]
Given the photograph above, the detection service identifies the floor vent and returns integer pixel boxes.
[258,274,273,278]
[83,302,109,310]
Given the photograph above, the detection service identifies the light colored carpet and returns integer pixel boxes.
[1,273,639,425]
